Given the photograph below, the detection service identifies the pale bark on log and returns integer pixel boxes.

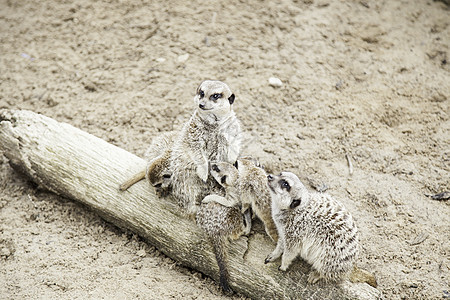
[0,109,381,299]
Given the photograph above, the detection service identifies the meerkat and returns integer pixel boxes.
[169,80,241,214]
[119,131,176,196]
[204,158,278,242]
[265,171,359,285]
[196,199,251,294]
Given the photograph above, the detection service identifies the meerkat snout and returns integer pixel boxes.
[199,103,205,109]
[211,164,220,172]
[267,174,274,181]
[290,199,301,209]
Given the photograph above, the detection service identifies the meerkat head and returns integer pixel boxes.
[210,161,239,188]
[194,80,235,121]
[267,172,309,210]
[236,157,263,174]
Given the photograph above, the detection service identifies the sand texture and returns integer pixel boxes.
[0,0,449,299]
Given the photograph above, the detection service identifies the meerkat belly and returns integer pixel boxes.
[205,133,229,162]
[300,235,329,270]
[272,211,286,239]
[303,211,358,275]
[216,118,241,163]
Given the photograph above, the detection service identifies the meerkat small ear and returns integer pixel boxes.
[228,94,235,105]
[290,198,301,209]
[196,81,205,94]
[233,161,238,169]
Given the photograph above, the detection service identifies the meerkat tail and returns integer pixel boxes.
[119,170,146,191]
[349,266,377,288]
[211,235,233,294]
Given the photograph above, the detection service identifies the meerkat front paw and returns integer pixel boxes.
[307,270,325,285]
[264,252,280,264]
[202,195,235,207]
[265,242,283,264]
[243,208,252,235]
[196,163,209,183]
[201,196,214,204]
[278,265,288,272]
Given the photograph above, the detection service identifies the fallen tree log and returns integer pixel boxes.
[0,109,381,299]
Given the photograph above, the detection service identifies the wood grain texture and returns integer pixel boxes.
[0,109,381,299]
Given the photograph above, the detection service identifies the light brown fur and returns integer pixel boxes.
[265,171,359,285]
[169,80,241,214]
[196,201,250,294]
[119,131,176,197]
[205,158,278,242]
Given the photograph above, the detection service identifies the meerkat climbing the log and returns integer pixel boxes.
[196,191,251,293]
[204,158,278,242]
[197,163,251,294]
[265,171,359,285]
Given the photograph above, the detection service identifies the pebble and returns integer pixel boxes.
[177,54,189,63]
[268,77,282,87]
[137,249,146,257]
[0,247,11,257]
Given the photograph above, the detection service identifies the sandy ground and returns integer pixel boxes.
[0,0,449,299]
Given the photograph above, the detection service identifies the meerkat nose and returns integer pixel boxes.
[199,103,205,109]
[267,174,274,181]
[211,164,220,172]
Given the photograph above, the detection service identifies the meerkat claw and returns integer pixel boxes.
[264,256,273,264]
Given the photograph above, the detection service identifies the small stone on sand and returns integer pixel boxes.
[177,54,189,63]
[268,77,283,87]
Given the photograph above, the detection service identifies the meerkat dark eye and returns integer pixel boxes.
[209,93,222,101]
[199,90,205,99]
[221,175,227,184]
[290,199,301,209]
[280,179,291,192]
[233,161,238,169]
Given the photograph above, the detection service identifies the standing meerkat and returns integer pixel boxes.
[169,80,241,214]
[204,158,278,242]
[265,171,359,285]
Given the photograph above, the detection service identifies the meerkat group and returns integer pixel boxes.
[120,80,375,294]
